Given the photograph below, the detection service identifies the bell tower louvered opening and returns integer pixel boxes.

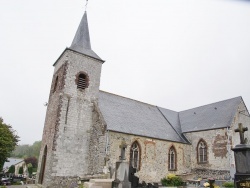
[77,73,88,90]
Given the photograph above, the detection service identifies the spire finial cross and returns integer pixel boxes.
[85,0,88,11]
[235,123,248,144]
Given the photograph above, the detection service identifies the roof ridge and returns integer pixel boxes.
[100,91,242,114]
[99,90,157,108]
[156,106,187,144]
[7,157,24,160]
[180,96,242,113]
[158,107,178,113]
[177,113,191,143]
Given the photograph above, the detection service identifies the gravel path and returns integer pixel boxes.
[5,184,37,188]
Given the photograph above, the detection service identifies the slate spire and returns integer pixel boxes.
[70,11,102,60]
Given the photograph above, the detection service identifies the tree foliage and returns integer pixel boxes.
[8,165,15,174]
[24,156,38,168]
[0,117,19,171]
[27,163,33,177]
[18,166,23,174]
[11,141,41,159]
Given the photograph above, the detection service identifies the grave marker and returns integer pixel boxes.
[232,123,250,188]
[112,140,131,188]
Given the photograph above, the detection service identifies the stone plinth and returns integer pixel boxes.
[232,144,250,188]
[112,161,131,188]
[232,144,250,174]
[84,179,114,188]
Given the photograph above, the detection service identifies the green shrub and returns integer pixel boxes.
[222,181,234,187]
[28,163,33,177]
[79,184,85,188]
[18,166,23,174]
[8,165,15,174]
[12,182,22,185]
[161,173,184,186]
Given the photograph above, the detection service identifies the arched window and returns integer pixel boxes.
[130,141,140,171]
[77,73,88,90]
[197,139,208,163]
[38,145,47,184]
[168,146,176,170]
[53,76,58,93]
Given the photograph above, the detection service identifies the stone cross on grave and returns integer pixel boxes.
[235,123,248,144]
[119,140,127,160]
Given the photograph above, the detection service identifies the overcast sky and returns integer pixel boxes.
[0,0,250,145]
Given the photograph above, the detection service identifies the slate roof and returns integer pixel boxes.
[98,91,187,143]
[69,11,103,61]
[179,96,242,133]
[158,108,181,134]
[157,107,189,143]
[3,158,24,170]
[98,91,244,143]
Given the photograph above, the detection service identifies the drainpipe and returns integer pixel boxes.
[105,130,110,156]
[227,126,232,179]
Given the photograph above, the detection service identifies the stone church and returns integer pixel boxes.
[36,11,250,187]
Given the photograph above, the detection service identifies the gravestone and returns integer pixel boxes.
[112,141,131,188]
[232,123,250,188]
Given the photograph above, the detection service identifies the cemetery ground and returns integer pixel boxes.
[0,177,235,188]
[0,172,235,188]
[3,185,36,188]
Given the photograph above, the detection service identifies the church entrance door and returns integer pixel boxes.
[38,145,47,184]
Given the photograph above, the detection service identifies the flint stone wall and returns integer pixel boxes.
[46,176,79,188]
[184,101,250,179]
[107,131,191,183]
[36,59,68,186]
[37,49,250,187]
[191,169,230,180]
[184,128,231,172]
[37,50,106,187]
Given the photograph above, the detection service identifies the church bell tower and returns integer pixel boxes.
[36,11,105,187]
